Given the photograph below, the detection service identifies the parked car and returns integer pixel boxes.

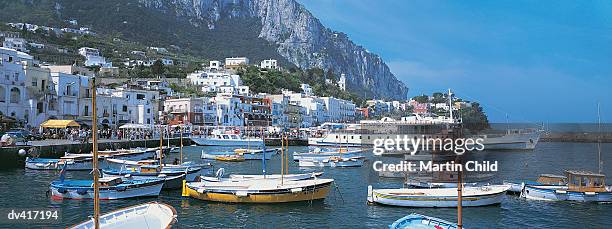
[5,129,43,141]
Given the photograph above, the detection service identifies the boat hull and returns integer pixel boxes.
[481,131,542,150]
[191,137,264,146]
[522,185,612,202]
[50,180,164,200]
[390,213,458,229]
[25,158,93,171]
[368,185,508,207]
[185,180,333,203]
[298,158,365,167]
[69,202,176,229]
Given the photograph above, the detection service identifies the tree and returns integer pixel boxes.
[151,59,164,76]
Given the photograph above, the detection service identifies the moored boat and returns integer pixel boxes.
[292,148,364,161]
[214,155,245,162]
[50,177,164,200]
[503,174,566,194]
[389,213,459,229]
[367,185,509,207]
[201,148,278,160]
[298,156,365,167]
[521,170,612,202]
[25,155,94,170]
[102,164,206,189]
[69,202,177,229]
[184,178,334,203]
[191,129,263,146]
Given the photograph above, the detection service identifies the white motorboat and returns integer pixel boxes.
[69,202,176,229]
[367,185,509,207]
[191,129,263,146]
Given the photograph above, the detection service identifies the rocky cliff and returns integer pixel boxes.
[139,0,408,99]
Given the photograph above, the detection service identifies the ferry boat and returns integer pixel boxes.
[367,185,509,207]
[298,156,365,167]
[521,170,612,202]
[69,202,177,229]
[390,213,459,229]
[478,129,543,150]
[308,113,461,150]
[191,129,264,146]
[50,177,164,200]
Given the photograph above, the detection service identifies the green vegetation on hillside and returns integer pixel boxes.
[238,66,365,105]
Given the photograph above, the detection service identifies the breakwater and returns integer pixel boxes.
[541,132,612,143]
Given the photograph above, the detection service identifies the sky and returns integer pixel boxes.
[298,0,612,123]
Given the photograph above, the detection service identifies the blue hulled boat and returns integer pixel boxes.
[390,213,459,229]
[50,177,164,200]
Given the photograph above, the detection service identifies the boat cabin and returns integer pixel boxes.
[536,174,567,185]
[99,177,123,187]
[566,170,607,192]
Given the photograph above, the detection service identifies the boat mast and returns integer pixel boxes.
[261,127,266,178]
[159,123,164,168]
[597,102,602,174]
[91,76,100,229]
[180,124,183,164]
[457,162,463,229]
[448,89,453,123]
[281,133,285,185]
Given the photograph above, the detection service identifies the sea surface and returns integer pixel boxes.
[1,142,611,228]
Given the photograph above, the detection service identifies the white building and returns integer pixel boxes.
[50,72,87,120]
[3,38,28,53]
[212,93,243,126]
[283,91,325,126]
[338,73,346,91]
[225,57,249,69]
[209,60,222,70]
[260,59,278,69]
[78,47,109,67]
[0,47,32,123]
[109,87,160,125]
[187,69,247,95]
[321,97,356,122]
[300,84,312,96]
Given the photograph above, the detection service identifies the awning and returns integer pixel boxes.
[40,120,81,128]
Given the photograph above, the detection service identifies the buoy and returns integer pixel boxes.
[18,149,27,156]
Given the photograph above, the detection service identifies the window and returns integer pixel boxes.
[13,72,18,81]
[136,94,145,100]
[84,105,89,116]
[32,81,37,87]
[0,86,5,102]
[147,108,150,114]
[10,87,20,103]
[122,105,127,112]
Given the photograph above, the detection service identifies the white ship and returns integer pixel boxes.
[479,129,543,150]
[308,113,460,149]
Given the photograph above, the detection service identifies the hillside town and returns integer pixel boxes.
[0,21,477,138]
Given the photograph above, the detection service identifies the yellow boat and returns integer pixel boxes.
[214,155,245,162]
[183,178,334,203]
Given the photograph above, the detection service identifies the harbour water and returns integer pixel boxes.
[1,142,610,228]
